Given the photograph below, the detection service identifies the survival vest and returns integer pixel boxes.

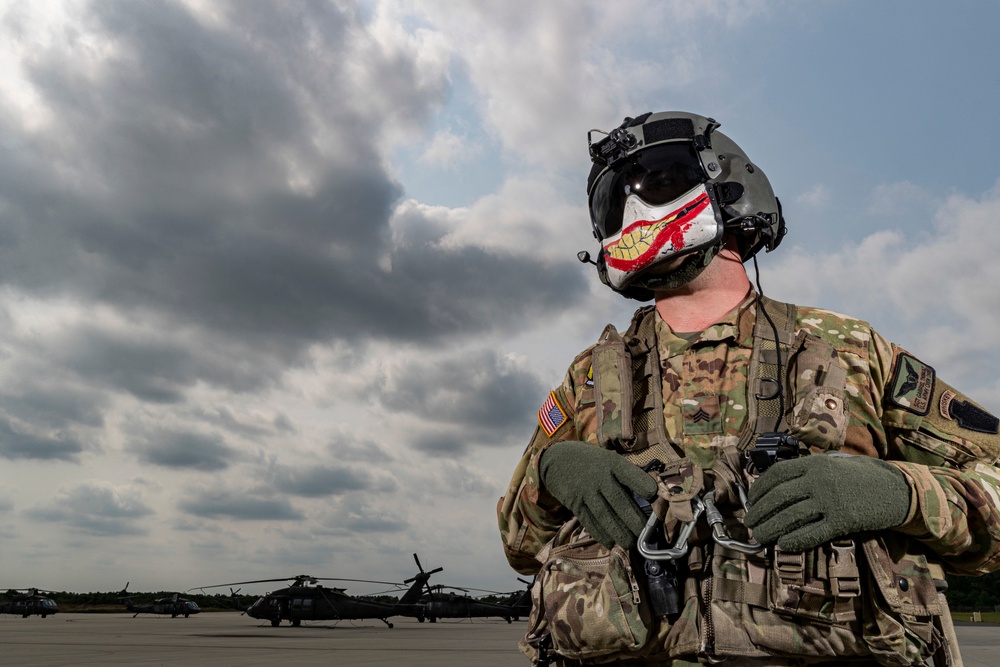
[522,297,961,667]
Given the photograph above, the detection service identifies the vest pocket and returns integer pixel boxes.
[522,526,652,661]
[767,541,863,625]
[860,534,945,665]
[787,387,848,452]
[710,543,871,659]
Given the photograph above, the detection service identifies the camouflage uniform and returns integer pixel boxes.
[497,290,1000,666]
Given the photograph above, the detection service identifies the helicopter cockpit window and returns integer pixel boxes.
[302,599,313,609]
[42,600,57,608]
[292,598,303,609]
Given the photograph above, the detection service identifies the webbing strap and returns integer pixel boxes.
[713,577,768,608]
[739,296,798,451]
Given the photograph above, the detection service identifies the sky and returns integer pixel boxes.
[2,0,1000,598]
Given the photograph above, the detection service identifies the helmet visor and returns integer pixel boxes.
[589,142,706,239]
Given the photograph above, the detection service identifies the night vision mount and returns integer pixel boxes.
[587,114,649,168]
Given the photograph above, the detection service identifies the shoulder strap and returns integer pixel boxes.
[739,296,798,450]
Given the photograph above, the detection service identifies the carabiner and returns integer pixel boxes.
[637,495,705,561]
[702,488,765,554]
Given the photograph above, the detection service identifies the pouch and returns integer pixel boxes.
[521,520,652,662]
[861,533,948,666]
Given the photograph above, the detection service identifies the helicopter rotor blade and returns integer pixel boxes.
[189,576,403,593]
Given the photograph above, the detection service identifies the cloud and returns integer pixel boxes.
[129,428,235,472]
[25,481,154,536]
[0,414,86,462]
[767,177,1000,400]
[269,464,380,498]
[327,497,408,534]
[375,348,544,438]
[397,1,773,168]
[419,129,477,167]
[794,184,831,210]
[178,487,303,521]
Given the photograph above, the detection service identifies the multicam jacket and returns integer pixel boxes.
[497,290,1000,666]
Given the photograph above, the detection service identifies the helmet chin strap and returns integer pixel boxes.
[637,241,722,292]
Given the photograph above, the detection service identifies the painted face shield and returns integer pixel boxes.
[588,142,724,291]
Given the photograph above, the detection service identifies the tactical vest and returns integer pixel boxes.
[522,297,961,667]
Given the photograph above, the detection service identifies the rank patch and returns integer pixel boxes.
[683,395,721,435]
[888,353,935,415]
[940,390,1000,434]
[538,391,567,437]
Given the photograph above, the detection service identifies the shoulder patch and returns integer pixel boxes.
[940,390,1000,434]
[888,353,935,415]
[538,391,567,437]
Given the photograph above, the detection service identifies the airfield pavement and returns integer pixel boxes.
[0,613,998,666]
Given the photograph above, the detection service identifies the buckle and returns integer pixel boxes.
[774,550,806,586]
[828,540,860,597]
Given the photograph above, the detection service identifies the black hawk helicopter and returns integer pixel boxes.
[118,583,201,618]
[193,555,443,627]
[0,589,59,618]
[409,555,532,623]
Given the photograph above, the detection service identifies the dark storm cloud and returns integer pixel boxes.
[25,482,154,536]
[326,436,397,464]
[0,0,588,378]
[270,464,377,498]
[0,416,86,462]
[53,327,208,404]
[179,488,303,521]
[130,429,235,471]
[0,385,107,429]
[410,432,469,457]
[377,349,545,433]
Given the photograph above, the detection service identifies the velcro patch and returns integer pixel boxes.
[538,391,567,437]
[940,390,1000,434]
[888,353,935,415]
[682,395,721,435]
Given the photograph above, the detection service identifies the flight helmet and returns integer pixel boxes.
[585,111,786,300]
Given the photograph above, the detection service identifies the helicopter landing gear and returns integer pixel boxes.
[417,616,425,623]
[379,618,393,628]
[291,619,301,627]
[271,619,280,627]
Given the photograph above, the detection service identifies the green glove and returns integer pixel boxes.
[744,453,911,552]
[539,441,658,550]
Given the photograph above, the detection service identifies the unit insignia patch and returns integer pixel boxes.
[888,353,935,415]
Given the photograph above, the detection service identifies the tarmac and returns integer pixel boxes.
[0,613,997,666]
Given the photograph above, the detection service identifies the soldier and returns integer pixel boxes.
[497,111,1000,666]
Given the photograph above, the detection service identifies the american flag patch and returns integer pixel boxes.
[538,391,567,437]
